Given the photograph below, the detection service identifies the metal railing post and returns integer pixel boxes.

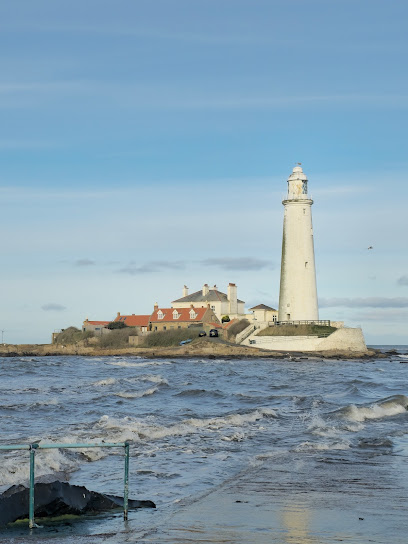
[29,443,39,529]
[123,441,130,520]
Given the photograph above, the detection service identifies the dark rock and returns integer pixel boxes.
[0,481,155,526]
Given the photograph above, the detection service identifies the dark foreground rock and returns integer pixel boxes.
[0,481,155,526]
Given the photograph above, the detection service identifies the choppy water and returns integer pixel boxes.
[1,347,408,541]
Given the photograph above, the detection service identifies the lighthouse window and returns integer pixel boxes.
[303,209,306,215]
[305,262,308,268]
[302,181,307,194]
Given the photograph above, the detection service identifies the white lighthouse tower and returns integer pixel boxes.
[278,164,319,322]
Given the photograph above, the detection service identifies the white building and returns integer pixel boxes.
[278,164,319,322]
[172,283,245,322]
[247,304,278,324]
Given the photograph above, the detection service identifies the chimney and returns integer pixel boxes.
[202,283,209,296]
[117,312,120,318]
[228,283,238,315]
[209,284,218,291]
[190,304,195,308]
[154,302,159,311]
[183,285,189,297]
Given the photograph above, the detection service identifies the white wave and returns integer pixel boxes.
[221,432,245,442]
[308,415,339,438]
[109,360,172,368]
[92,378,117,386]
[95,407,277,443]
[115,387,159,399]
[340,395,408,422]
[141,375,169,385]
[125,374,168,386]
[0,448,77,490]
[108,361,144,368]
[295,440,350,452]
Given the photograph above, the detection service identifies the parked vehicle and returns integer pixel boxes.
[209,329,219,337]
[198,331,207,337]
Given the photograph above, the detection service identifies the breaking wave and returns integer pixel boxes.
[94,407,277,443]
[115,387,159,399]
[335,395,408,422]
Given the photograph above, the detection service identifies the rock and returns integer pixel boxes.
[0,481,155,526]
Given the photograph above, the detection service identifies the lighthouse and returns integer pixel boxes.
[278,164,319,322]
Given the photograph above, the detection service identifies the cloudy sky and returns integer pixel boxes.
[1,0,407,345]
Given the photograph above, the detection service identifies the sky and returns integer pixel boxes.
[1,0,407,345]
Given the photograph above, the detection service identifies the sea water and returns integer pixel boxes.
[1,348,408,542]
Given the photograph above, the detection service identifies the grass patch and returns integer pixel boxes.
[226,319,250,340]
[54,327,94,345]
[98,328,137,349]
[257,324,336,337]
[142,328,202,347]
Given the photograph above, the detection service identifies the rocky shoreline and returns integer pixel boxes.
[0,338,392,360]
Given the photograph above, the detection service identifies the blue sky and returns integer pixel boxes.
[1,0,407,345]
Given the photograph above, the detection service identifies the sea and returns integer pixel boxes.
[1,347,408,543]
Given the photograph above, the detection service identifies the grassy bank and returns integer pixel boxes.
[257,324,337,337]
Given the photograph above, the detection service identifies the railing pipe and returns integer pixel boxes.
[38,442,126,449]
[124,441,130,520]
[29,443,39,529]
[0,444,30,450]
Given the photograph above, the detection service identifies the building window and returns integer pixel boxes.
[189,310,197,319]
[211,305,215,311]
[173,310,180,319]
[154,326,157,331]
[157,310,164,319]
[163,326,167,331]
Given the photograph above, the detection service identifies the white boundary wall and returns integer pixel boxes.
[242,327,367,353]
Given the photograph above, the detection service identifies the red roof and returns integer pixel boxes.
[150,307,209,323]
[222,319,238,329]
[208,322,223,329]
[85,320,110,326]
[114,315,150,327]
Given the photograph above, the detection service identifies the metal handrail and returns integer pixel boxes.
[276,320,331,326]
[0,441,130,529]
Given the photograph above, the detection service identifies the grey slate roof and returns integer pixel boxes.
[172,289,244,304]
[249,304,277,311]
